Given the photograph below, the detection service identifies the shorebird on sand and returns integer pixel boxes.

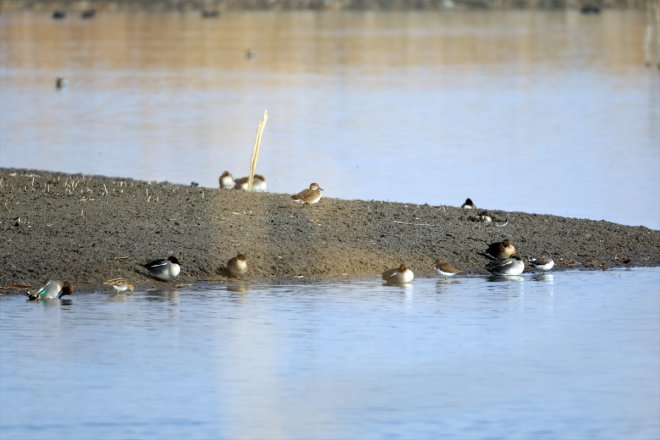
[530,257,555,271]
[291,182,323,206]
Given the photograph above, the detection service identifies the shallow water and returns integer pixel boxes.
[0,10,659,229]
[1,268,658,439]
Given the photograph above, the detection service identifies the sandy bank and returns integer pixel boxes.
[1,168,658,292]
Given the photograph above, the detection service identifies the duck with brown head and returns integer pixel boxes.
[485,239,516,260]
[27,280,73,300]
[382,263,414,284]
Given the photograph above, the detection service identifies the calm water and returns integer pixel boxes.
[0,10,659,228]
[0,268,659,439]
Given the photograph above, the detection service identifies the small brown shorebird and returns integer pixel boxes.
[530,257,555,271]
[104,278,135,293]
[291,182,323,206]
[435,260,462,279]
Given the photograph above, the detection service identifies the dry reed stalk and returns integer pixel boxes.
[248,110,269,191]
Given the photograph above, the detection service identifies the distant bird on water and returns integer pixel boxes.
[80,9,96,19]
[141,256,181,281]
[291,182,323,206]
[382,263,414,284]
[55,77,67,90]
[27,280,73,301]
[201,10,220,18]
[52,10,66,19]
[580,4,601,14]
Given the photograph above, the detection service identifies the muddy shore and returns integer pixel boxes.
[1,168,658,293]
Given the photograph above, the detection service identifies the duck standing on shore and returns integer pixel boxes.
[219,171,234,189]
[234,175,267,192]
[461,198,476,209]
[27,280,73,301]
[227,254,248,277]
[141,256,181,281]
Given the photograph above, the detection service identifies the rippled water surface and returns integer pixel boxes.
[1,268,658,439]
[0,10,659,228]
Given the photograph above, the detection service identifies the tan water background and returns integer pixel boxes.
[1,10,658,227]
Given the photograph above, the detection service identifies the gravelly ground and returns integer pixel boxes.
[1,168,658,293]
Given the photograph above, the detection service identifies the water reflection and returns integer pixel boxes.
[106,292,131,302]
[143,287,181,302]
[226,281,250,294]
[435,278,461,286]
[37,298,74,306]
[487,275,524,282]
[532,273,555,284]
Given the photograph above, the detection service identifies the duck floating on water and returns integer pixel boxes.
[486,255,525,276]
[382,263,414,284]
[27,280,73,301]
